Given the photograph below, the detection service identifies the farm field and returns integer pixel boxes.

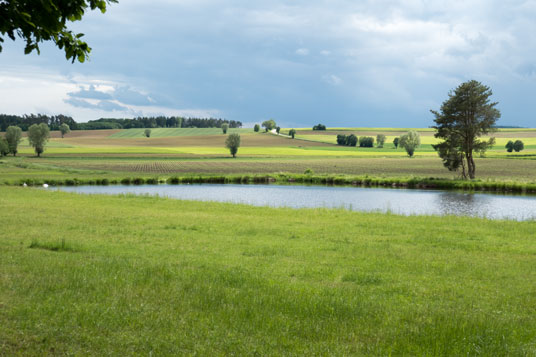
[1,127,535,183]
[1,186,536,354]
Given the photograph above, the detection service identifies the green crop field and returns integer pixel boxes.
[1,187,536,355]
[108,127,251,138]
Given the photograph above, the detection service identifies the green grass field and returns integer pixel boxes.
[1,187,536,354]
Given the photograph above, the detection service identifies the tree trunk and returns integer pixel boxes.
[460,153,467,180]
[466,152,475,179]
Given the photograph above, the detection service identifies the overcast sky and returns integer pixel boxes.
[1,0,535,127]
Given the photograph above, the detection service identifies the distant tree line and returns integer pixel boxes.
[336,135,374,147]
[312,124,326,130]
[0,114,242,131]
[0,114,76,131]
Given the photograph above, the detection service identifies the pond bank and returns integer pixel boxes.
[5,173,536,194]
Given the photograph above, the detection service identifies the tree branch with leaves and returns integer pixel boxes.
[0,0,117,63]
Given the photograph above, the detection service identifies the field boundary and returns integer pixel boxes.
[3,173,536,194]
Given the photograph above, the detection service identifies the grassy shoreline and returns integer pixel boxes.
[2,172,536,194]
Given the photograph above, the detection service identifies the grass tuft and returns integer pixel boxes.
[28,238,78,252]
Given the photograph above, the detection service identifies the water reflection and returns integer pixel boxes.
[53,184,536,221]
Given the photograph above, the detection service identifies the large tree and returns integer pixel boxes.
[399,131,420,157]
[0,0,117,63]
[59,123,70,138]
[431,80,499,179]
[28,123,50,157]
[262,119,276,132]
[5,125,22,156]
[225,133,241,158]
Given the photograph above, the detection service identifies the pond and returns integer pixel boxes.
[52,184,536,221]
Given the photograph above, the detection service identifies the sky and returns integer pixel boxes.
[1,0,535,128]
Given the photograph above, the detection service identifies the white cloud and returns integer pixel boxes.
[0,67,220,122]
[323,74,342,86]
[2,0,536,126]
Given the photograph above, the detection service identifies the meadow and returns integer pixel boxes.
[1,187,536,355]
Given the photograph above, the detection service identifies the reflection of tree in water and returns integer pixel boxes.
[434,192,492,218]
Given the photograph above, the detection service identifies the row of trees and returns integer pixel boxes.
[334,135,384,148]
[0,114,76,131]
[313,124,326,130]
[0,124,51,157]
[334,132,421,156]
[505,140,524,152]
[335,134,390,148]
[336,134,358,146]
[0,114,243,131]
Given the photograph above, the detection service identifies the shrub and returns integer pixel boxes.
[304,168,314,175]
[0,137,8,156]
[145,178,158,185]
[513,140,524,152]
[276,126,281,134]
[399,131,421,157]
[359,137,374,147]
[376,134,386,148]
[168,177,180,184]
[346,134,358,147]
[505,140,514,152]
[336,134,357,146]
[262,119,276,132]
[144,129,151,137]
[312,124,326,130]
[254,124,260,132]
[393,137,399,149]
[221,123,229,134]
[132,177,145,185]
[336,134,347,145]
[60,123,71,138]
[289,129,296,138]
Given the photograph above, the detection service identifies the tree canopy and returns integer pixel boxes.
[5,125,22,156]
[27,123,50,157]
[399,131,420,157]
[262,119,276,132]
[0,114,242,131]
[59,123,70,138]
[431,80,499,179]
[0,0,117,63]
[225,133,241,158]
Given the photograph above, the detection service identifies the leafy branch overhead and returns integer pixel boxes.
[0,0,117,63]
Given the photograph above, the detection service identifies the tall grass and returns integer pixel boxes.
[1,186,535,354]
[5,173,536,194]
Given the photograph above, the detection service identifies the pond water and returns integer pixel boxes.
[53,184,536,221]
